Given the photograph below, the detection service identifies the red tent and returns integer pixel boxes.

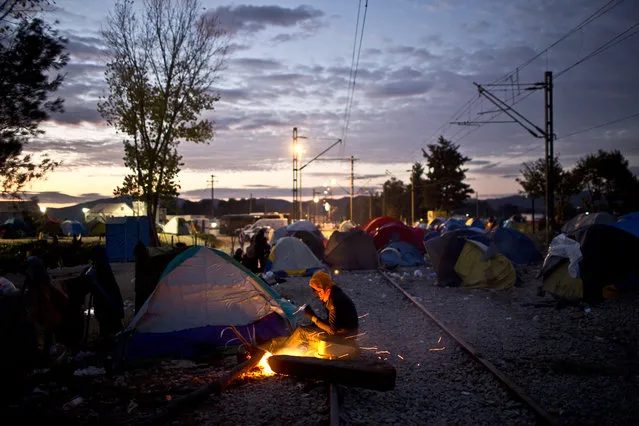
[362,216,403,234]
[371,222,424,252]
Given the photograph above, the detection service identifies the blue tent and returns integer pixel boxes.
[118,246,296,361]
[423,231,440,243]
[379,241,425,267]
[612,216,639,239]
[439,219,464,233]
[60,220,88,237]
[490,227,542,265]
[106,217,150,262]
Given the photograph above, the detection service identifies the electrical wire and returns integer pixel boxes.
[341,0,362,141]
[414,0,628,154]
[555,20,639,79]
[342,0,369,147]
[557,111,639,139]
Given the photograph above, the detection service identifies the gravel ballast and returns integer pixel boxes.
[192,271,543,425]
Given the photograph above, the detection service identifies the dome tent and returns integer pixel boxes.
[265,237,325,277]
[324,229,378,270]
[118,246,296,362]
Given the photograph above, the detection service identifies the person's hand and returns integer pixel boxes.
[303,305,316,320]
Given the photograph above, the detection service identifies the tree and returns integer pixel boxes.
[0,1,67,196]
[572,150,639,214]
[382,177,406,219]
[98,0,228,245]
[409,161,426,220]
[515,157,580,222]
[421,136,473,212]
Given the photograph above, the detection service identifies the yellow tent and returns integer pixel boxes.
[543,262,583,301]
[454,240,516,289]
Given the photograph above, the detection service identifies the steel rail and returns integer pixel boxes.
[379,269,557,426]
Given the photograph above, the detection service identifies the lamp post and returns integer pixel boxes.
[82,207,89,222]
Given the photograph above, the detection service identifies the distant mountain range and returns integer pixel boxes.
[47,193,579,222]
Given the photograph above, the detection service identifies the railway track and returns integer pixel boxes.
[378,269,557,426]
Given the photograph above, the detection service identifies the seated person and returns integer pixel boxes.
[270,271,359,357]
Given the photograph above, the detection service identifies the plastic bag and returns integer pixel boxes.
[543,234,582,278]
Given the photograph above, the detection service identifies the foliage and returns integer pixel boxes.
[98,0,228,245]
[409,161,426,220]
[421,136,473,212]
[572,149,639,213]
[0,2,67,196]
[516,157,582,221]
[382,177,406,219]
[0,240,101,272]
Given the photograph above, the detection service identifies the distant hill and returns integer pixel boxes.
[47,192,590,222]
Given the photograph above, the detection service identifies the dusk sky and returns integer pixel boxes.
[27,0,639,207]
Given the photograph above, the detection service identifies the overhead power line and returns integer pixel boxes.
[341,0,362,141]
[556,19,639,79]
[413,0,628,156]
[342,0,368,146]
[557,111,639,139]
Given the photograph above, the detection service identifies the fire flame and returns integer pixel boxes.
[257,352,275,376]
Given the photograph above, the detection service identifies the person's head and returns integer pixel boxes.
[309,271,334,302]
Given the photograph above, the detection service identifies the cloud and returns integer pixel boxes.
[211,5,324,35]
[231,58,283,71]
[50,105,104,125]
[368,80,432,99]
[462,19,490,34]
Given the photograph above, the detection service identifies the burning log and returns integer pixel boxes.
[267,355,396,391]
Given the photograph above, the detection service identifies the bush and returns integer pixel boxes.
[0,240,101,272]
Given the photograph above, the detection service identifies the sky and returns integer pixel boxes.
[25,0,639,207]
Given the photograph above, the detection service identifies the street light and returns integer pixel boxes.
[39,205,47,214]
[82,207,89,221]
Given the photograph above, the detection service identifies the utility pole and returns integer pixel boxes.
[544,71,555,234]
[476,191,479,218]
[296,136,343,220]
[292,127,298,221]
[208,174,217,218]
[249,193,252,214]
[350,156,355,221]
[463,72,555,245]
[264,197,267,214]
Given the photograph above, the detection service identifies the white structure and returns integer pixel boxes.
[165,215,210,234]
[86,202,135,222]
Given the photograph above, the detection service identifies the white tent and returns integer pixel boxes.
[118,246,296,361]
[162,217,190,235]
[267,236,324,276]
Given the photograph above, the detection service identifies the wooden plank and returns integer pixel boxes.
[329,383,340,426]
[267,355,396,391]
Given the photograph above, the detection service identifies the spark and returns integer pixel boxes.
[437,336,442,344]
[417,363,421,367]
[377,356,382,360]
[358,313,369,319]
[429,347,446,351]
[361,347,378,351]
[345,332,367,339]
[338,353,349,359]
[397,354,404,360]
[375,350,390,355]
